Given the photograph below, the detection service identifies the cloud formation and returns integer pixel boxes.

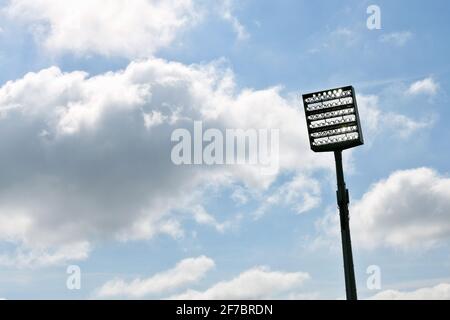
[371,283,450,300]
[407,77,439,96]
[96,256,215,298]
[219,0,249,41]
[0,57,331,267]
[3,0,251,57]
[255,174,321,218]
[356,94,434,141]
[317,168,450,250]
[170,266,310,299]
[5,0,201,58]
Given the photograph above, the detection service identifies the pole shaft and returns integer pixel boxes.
[334,150,358,300]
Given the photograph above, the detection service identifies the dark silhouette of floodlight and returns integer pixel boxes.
[302,85,363,300]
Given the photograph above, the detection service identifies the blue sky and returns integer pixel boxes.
[0,0,450,300]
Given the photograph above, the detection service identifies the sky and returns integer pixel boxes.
[0,0,450,300]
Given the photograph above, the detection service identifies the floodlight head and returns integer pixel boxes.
[302,86,364,152]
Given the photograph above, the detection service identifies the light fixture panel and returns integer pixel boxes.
[302,86,364,152]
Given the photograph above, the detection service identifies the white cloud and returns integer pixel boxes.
[384,113,435,138]
[220,0,249,41]
[190,205,240,233]
[287,292,320,300]
[230,186,250,205]
[169,266,310,300]
[0,242,90,268]
[3,0,251,57]
[4,0,201,58]
[380,31,413,47]
[371,283,450,300]
[356,94,434,140]
[255,174,321,218]
[317,168,450,250]
[96,256,214,298]
[407,77,439,96]
[354,94,381,141]
[0,57,331,267]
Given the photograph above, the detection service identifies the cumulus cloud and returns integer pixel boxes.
[371,283,450,300]
[3,0,251,57]
[380,31,413,47]
[4,0,201,58]
[169,266,310,299]
[0,57,332,267]
[317,168,450,250]
[407,77,439,96]
[95,256,214,298]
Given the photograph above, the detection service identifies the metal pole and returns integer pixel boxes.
[334,150,358,300]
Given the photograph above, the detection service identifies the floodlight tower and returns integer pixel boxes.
[302,86,364,300]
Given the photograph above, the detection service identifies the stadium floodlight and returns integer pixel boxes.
[302,85,364,301]
[302,86,363,153]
